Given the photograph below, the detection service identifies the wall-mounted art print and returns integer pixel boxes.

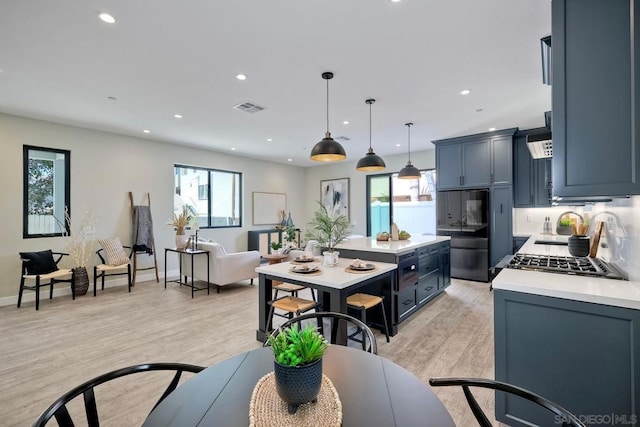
[320,178,349,221]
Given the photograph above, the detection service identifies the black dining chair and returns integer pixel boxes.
[267,311,378,354]
[32,362,205,427]
[428,377,586,427]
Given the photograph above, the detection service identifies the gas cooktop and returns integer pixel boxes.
[500,254,626,280]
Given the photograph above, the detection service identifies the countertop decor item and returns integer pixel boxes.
[356,99,386,171]
[267,323,329,414]
[398,123,421,179]
[310,72,346,162]
[568,235,590,257]
[555,211,583,235]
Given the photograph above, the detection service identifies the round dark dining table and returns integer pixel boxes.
[143,345,455,426]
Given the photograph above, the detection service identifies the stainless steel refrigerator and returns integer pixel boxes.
[436,189,490,282]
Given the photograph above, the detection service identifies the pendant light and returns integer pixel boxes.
[310,72,346,162]
[356,99,386,171]
[398,122,421,179]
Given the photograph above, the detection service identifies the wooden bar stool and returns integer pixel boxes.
[347,293,390,348]
[266,296,320,334]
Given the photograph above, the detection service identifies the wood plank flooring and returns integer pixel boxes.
[0,278,500,426]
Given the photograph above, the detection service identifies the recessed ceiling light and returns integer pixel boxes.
[343,120,350,125]
[460,89,471,95]
[390,0,402,3]
[143,129,150,134]
[489,127,496,131]
[107,96,116,101]
[236,74,247,80]
[98,13,116,24]
[231,147,236,151]
[396,143,401,147]
[174,114,183,119]
[287,158,292,162]
[266,138,273,142]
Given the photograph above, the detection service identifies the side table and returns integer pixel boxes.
[164,248,210,298]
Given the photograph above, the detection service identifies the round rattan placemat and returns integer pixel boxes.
[249,372,342,427]
[344,266,379,274]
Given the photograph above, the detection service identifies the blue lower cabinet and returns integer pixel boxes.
[494,290,640,426]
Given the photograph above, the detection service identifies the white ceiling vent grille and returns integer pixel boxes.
[335,136,350,141]
[233,101,266,113]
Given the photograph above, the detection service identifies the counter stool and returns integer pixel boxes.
[273,283,316,302]
[266,296,320,334]
[346,293,390,349]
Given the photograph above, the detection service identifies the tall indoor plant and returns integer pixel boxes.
[305,202,351,266]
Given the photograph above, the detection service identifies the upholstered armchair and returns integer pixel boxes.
[182,242,260,293]
[287,240,322,260]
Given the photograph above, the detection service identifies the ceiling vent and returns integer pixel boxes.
[233,101,266,113]
[335,136,351,141]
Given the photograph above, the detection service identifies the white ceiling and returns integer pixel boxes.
[0,0,551,167]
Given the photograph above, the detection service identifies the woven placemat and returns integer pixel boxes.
[344,266,379,274]
[289,267,322,276]
[249,372,342,427]
[290,257,320,265]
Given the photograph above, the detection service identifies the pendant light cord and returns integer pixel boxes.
[406,123,413,162]
[326,77,330,133]
[369,102,372,149]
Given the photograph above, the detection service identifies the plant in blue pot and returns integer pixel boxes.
[267,323,329,414]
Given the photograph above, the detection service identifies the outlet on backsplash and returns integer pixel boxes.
[527,215,533,223]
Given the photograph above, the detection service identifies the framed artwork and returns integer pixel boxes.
[320,178,349,221]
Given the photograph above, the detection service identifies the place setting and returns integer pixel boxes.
[345,259,378,274]
[289,263,322,276]
[290,253,319,265]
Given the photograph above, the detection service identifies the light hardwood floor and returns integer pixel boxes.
[0,278,499,426]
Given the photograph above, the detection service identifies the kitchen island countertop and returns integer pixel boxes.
[493,234,640,310]
[335,235,450,255]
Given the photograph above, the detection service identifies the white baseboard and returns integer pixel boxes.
[1,269,180,308]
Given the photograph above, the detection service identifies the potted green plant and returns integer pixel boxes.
[283,225,297,250]
[267,323,329,414]
[305,202,352,266]
[167,206,194,249]
[270,241,283,254]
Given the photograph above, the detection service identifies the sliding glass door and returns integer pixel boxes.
[367,170,437,237]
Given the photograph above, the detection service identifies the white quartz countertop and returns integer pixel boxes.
[255,258,397,290]
[493,234,640,309]
[334,235,450,255]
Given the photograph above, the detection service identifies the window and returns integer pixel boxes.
[23,145,71,238]
[174,165,242,228]
[367,170,437,237]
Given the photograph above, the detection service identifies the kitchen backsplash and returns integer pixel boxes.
[513,196,640,281]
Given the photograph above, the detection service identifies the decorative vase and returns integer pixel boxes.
[273,358,323,414]
[323,250,339,267]
[175,233,189,250]
[286,212,294,227]
[568,235,590,257]
[72,267,89,296]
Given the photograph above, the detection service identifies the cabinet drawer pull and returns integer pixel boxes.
[425,286,434,291]
[402,299,413,306]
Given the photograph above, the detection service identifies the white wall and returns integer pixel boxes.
[0,113,307,299]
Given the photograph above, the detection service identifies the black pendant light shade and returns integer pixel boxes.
[398,122,422,179]
[310,72,346,162]
[356,99,386,171]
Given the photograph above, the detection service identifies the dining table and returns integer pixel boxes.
[254,257,398,343]
[143,345,455,426]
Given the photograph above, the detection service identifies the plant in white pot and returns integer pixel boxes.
[167,206,195,249]
[305,202,352,266]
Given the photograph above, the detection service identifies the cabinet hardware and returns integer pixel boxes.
[491,173,494,183]
[403,299,413,305]
[500,203,503,214]
[459,176,463,185]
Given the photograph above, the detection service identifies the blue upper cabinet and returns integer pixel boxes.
[434,129,516,190]
[552,0,640,197]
